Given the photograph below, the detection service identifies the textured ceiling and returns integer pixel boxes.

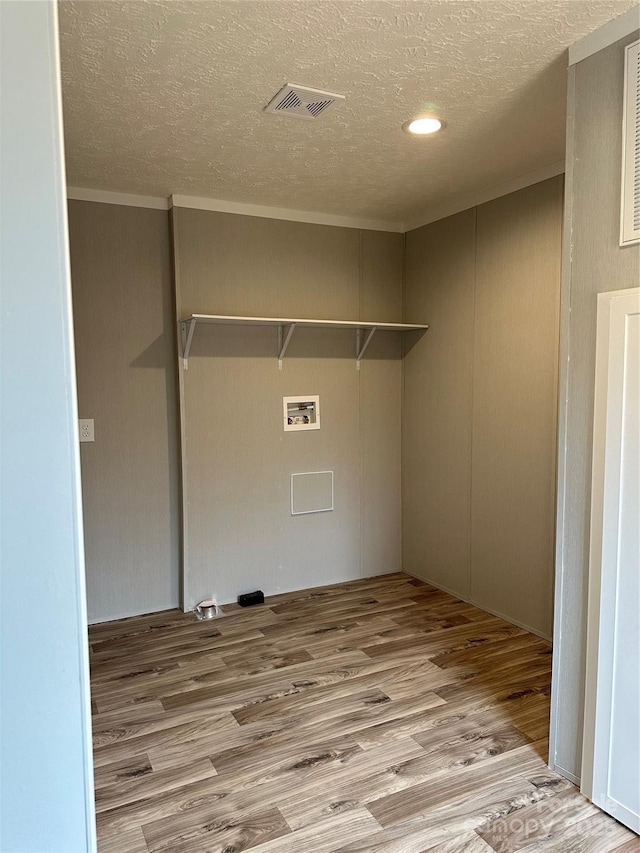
[59,0,636,224]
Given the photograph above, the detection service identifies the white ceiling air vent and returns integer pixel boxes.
[264,83,345,120]
[620,39,640,246]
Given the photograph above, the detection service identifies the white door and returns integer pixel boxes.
[583,287,640,833]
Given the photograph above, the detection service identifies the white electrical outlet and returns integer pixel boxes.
[79,419,94,442]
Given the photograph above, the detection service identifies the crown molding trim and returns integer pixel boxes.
[67,187,170,210]
[169,194,403,232]
[402,160,565,233]
[569,6,639,66]
[68,161,566,233]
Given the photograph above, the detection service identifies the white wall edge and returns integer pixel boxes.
[569,6,640,66]
[2,2,96,848]
[403,160,566,232]
[52,10,97,848]
[550,64,576,779]
[67,186,170,210]
[170,193,404,232]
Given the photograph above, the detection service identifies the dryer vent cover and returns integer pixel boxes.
[264,83,345,120]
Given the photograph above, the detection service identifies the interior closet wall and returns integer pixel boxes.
[402,208,475,598]
[403,176,563,639]
[172,209,404,608]
[68,201,180,623]
[551,29,640,784]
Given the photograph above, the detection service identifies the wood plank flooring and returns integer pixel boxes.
[89,573,638,853]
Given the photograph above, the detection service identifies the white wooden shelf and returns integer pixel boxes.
[179,314,428,370]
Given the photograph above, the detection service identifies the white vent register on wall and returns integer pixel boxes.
[621,39,640,246]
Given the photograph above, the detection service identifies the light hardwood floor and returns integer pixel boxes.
[89,573,638,853]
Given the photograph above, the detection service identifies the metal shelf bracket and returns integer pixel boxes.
[277,323,296,370]
[181,318,197,369]
[356,327,377,369]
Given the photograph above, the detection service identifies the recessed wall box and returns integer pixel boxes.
[283,395,320,431]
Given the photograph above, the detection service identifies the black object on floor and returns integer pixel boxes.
[238,590,265,607]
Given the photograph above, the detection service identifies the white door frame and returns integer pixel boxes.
[0,1,96,849]
[582,287,640,832]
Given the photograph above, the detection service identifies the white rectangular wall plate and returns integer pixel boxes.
[78,419,94,442]
[283,395,320,431]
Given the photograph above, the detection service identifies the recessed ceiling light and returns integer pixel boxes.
[403,117,444,135]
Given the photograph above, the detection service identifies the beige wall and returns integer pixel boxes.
[403,209,475,598]
[69,183,563,631]
[403,177,563,639]
[471,181,562,636]
[551,31,640,783]
[173,210,404,608]
[68,201,180,622]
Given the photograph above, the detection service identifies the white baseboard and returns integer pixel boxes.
[88,605,179,625]
[401,568,552,642]
[549,762,581,786]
